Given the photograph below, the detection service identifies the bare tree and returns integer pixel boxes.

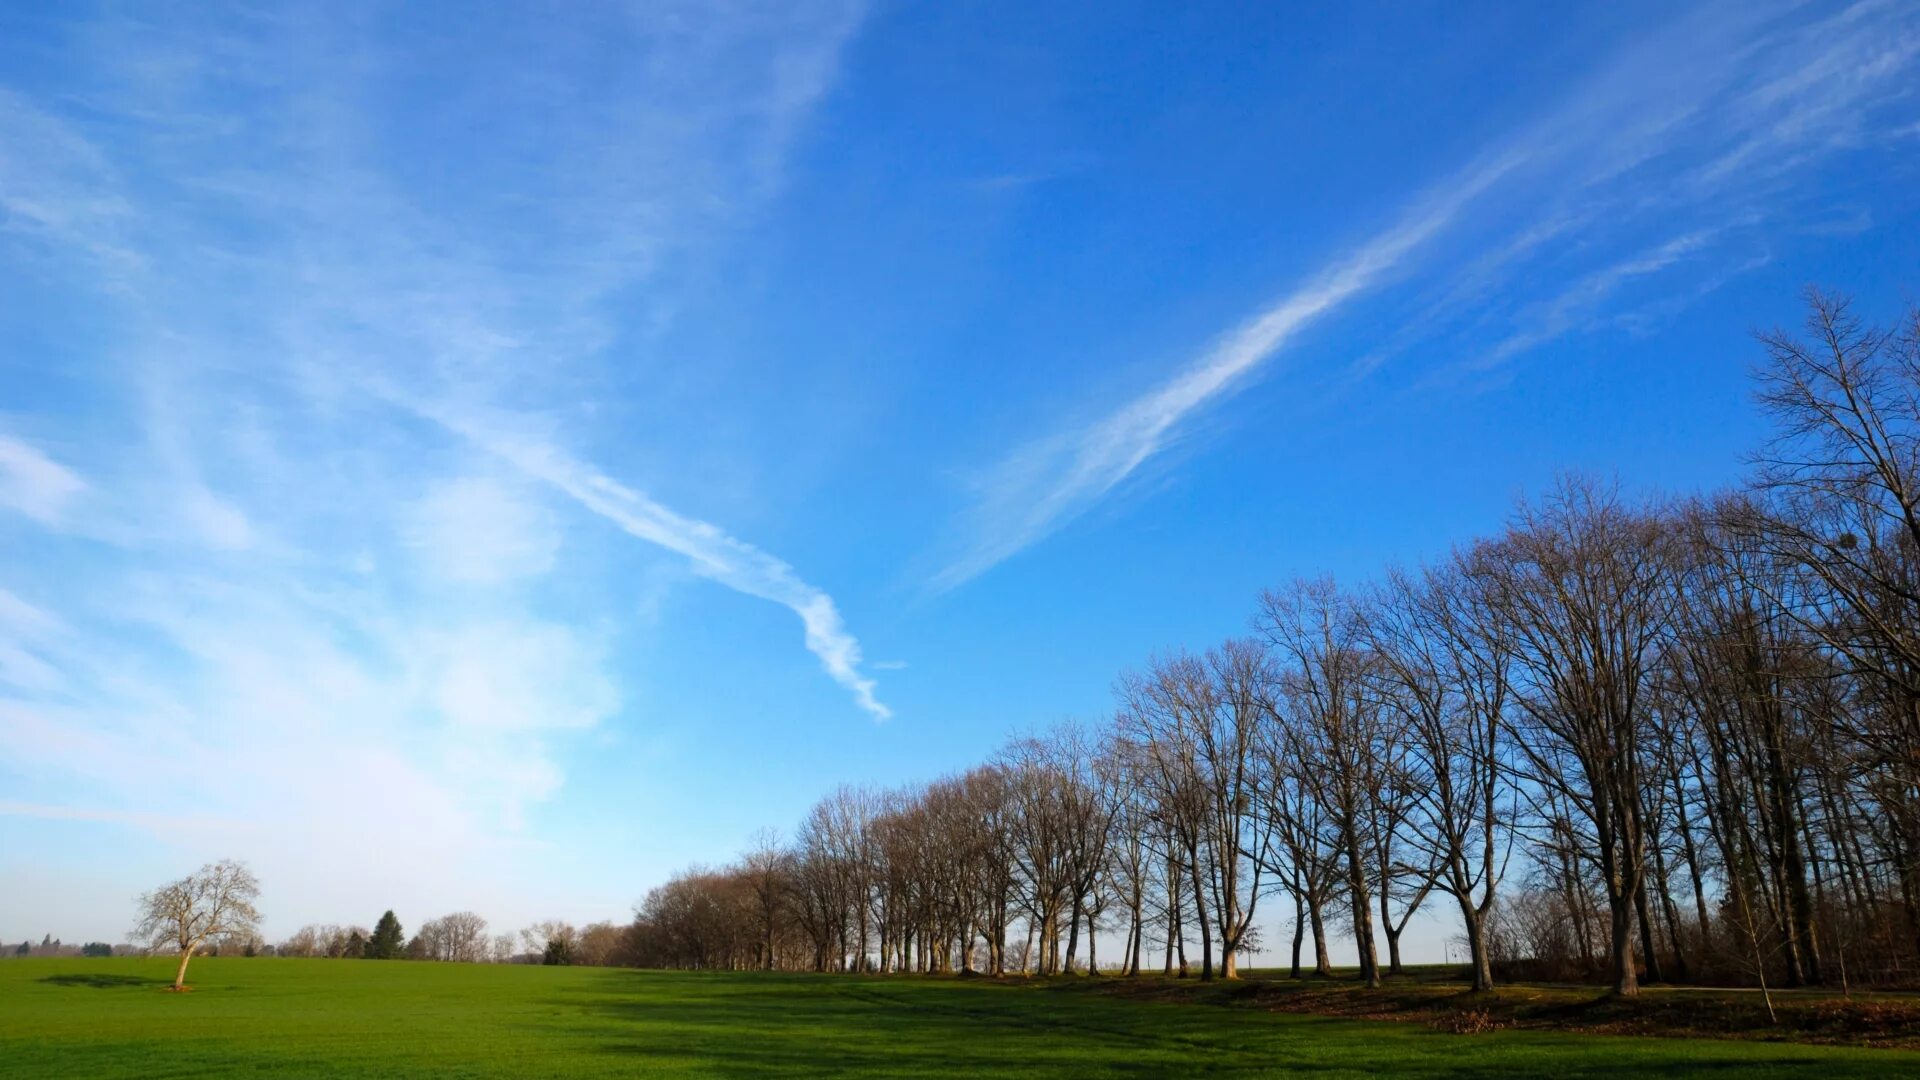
[279,925,320,959]
[1483,478,1675,996]
[1253,726,1340,978]
[1369,556,1514,990]
[741,828,791,971]
[521,920,579,965]
[135,859,262,990]
[574,921,626,966]
[1259,580,1388,988]
[1118,644,1272,979]
[1000,731,1092,976]
[416,911,489,962]
[1192,641,1275,979]
[1105,737,1161,977]
[1741,292,1920,956]
[1118,657,1216,979]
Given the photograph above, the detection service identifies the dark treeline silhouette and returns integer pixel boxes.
[2,937,115,958]
[617,292,1920,997]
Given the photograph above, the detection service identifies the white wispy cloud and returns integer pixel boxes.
[0,800,244,835]
[424,403,890,721]
[0,433,87,526]
[404,477,561,587]
[0,587,67,695]
[930,151,1523,591]
[0,89,139,274]
[1466,229,1719,373]
[936,0,1920,586]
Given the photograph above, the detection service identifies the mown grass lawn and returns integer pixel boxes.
[3,957,1916,1077]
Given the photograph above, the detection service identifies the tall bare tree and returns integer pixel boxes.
[135,859,262,990]
[1741,292,1920,954]
[741,828,791,971]
[1484,478,1675,996]
[1369,557,1514,990]
[1259,579,1387,988]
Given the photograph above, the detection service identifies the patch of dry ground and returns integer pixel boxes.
[1043,970,1920,1049]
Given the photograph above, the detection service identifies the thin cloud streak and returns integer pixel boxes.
[931,151,1524,592]
[0,799,243,835]
[1466,229,1719,374]
[423,400,890,721]
[0,433,87,526]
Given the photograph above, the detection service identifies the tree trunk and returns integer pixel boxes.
[1308,891,1332,977]
[1676,787,1712,945]
[1648,836,1689,982]
[1087,910,1099,976]
[1610,892,1640,996]
[1460,903,1493,992]
[1164,862,1179,976]
[1127,900,1142,976]
[1345,845,1379,987]
[1289,887,1305,979]
[1161,910,1174,976]
[1187,847,1214,980]
[1633,872,1663,984]
[172,947,195,990]
[1064,897,1082,974]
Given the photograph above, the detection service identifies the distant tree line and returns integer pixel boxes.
[267,913,627,967]
[3,936,116,958]
[102,867,623,971]
[615,292,1920,996]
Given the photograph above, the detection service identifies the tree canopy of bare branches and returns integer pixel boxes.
[135,859,262,990]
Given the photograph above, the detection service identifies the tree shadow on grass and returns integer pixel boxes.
[532,971,1910,1079]
[39,973,167,989]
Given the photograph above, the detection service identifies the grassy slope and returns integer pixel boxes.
[3,958,1916,1078]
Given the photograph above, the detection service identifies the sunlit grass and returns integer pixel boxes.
[3,956,1912,1077]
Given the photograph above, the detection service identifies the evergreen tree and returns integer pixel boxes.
[366,911,406,959]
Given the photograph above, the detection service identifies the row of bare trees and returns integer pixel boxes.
[619,294,1920,997]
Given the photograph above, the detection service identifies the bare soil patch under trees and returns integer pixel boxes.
[1041,969,1920,1050]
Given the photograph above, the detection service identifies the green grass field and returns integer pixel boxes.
[3,957,1916,1078]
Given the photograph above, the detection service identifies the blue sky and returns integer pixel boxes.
[3,0,1918,958]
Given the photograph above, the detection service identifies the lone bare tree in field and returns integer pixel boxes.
[135,860,262,990]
